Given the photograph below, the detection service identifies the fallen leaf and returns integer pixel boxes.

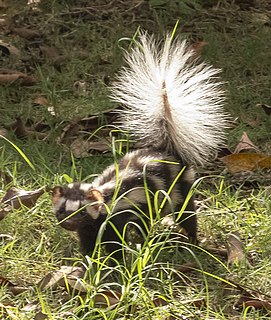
[0,276,27,295]
[191,40,208,58]
[73,80,88,96]
[70,138,93,158]
[79,107,122,130]
[7,117,28,139]
[11,27,41,39]
[223,279,271,312]
[0,170,12,184]
[0,186,48,218]
[5,118,48,140]
[0,69,37,86]
[152,296,168,307]
[70,138,110,158]
[227,232,246,266]
[20,75,38,86]
[93,290,122,308]
[39,45,60,60]
[33,96,49,106]
[242,299,271,310]
[0,41,20,57]
[0,208,9,220]
[257,103,271,116]
[0,128,8,137]
[201,245,228,257]
[190,298,206,308]
[0,72,26,84]
[0,302,20,319]
[176,261,198,273]
[38,265,86,292]
[221,153,271,173]
[34,312,48,320]
[233,132,259,154]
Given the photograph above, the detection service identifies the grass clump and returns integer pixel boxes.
[1,0,271,319]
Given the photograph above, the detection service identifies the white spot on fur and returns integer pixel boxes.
[85,205,100,220]
[65,200,80,212]
[79,183,92,192]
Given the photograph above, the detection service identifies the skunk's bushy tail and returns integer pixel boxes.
[110,33,229,165]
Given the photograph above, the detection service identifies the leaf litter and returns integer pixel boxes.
[0,186,49,220]
[1,0,271,318]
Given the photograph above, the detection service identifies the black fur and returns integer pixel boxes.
[52,149,197,259]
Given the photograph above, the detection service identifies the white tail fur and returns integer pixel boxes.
[110,32,229,165]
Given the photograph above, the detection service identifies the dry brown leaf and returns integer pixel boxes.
[221,153,271,173]
[240,114,260,128]
[34,312,48,320]
[39,45,67,68]
[190,298,206,308]
[0,72,26,84]
[227,232,246,266]
[6,118,48,140]
[0,302,20,319]
[11,27,41,39]
[191,41,208,58]
[7,117,28,139]
[242,299,271,310]
[0,186,47,217]
[201,245,228,257]
[93,290,122,308]
[33,96,49,106]
[39,45,60,60]
[70,138,93,158]
[176,261,198,273]
[0,170,12,184]
[38,265,86,292]
[70,138,110,158]
[235,286,271,311]
[233,132,258,154]
[58,122,81,144]
[0,276,27,295]
[257,103,271,116]
[0,128,8,137]
[0,69,37,86]
[88,140,111,152]
[0,41,20,57]
[152,296,168,307]
[73,80,87,96]
[79,107,121,130]
[20,75,38,86]
[223,279,271,311]
[0,208,9,220]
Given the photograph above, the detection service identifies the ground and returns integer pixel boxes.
[1,0,271,319]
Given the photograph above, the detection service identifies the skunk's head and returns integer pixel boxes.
[52,183,104,231]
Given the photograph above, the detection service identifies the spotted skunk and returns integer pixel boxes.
[52,33,228,258]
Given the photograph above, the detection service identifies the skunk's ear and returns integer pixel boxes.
[85,189,104,216]
[52,186,64,204]
[85,189,104,203]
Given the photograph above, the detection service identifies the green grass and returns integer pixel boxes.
[1,0,271,319]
